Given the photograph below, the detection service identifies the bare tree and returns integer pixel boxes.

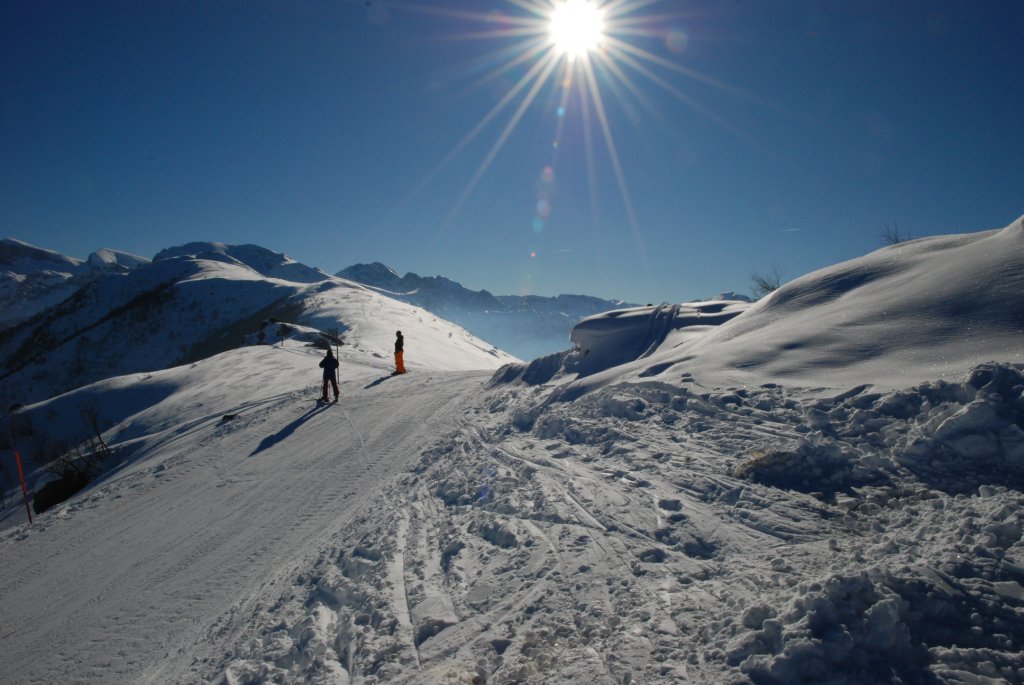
[881,223,914,245]
[751,263,786,299]
[31,405,117,513]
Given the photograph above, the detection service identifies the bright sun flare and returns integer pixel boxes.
[386,0,755,253]
[549,0,605,60]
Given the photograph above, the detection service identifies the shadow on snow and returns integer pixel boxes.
[250,403,333,456]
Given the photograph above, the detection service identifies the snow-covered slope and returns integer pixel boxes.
[0,250,516,405]
[530,217,1024,402]
[685,219,1024,389]
[2,220,1024,684]
[338,262,636,359]
[0,238,150,330]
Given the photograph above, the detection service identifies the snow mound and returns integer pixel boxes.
[569,300,750,377]
[685,217,1024,389]
[544,218,1024,396]
[243,319,337,348]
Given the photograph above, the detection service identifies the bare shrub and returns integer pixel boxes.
[751,263,786,299]
[31,405,116,514]
[881,223,914,245]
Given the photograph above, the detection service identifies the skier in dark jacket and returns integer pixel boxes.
[394,330,406,374]
[319,348,340,402]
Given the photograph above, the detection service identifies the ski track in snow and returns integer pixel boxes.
[0,370,483,685]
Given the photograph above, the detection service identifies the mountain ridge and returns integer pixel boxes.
[338,261,638,359]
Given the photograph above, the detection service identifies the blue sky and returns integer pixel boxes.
[2,0,1022,304]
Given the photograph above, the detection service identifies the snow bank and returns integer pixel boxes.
[569,300,749,377]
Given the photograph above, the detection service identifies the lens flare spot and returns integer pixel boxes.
[532,217,545,233]
[530,251,538,258]
[665,29,689,54]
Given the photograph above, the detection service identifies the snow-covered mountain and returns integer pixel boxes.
[338,262,637,360]
[0,238,150,329]
[0,244,516,406]
[155,241,332,284]
[2,217,1024,684]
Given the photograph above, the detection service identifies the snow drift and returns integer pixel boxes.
[512,216,1024,404]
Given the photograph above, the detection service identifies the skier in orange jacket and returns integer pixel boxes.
[394,331,406,374]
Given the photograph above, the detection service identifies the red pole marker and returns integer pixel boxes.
[14,450,31,524]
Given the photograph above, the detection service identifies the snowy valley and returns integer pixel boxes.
[2,218,1024,685]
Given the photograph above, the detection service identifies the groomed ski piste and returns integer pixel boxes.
[2,217,1024,684]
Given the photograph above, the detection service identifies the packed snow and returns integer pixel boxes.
[2,217,1024,684]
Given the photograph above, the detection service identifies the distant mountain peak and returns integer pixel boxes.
[0,238,154,331]
[155,242,330,284]
[86,248,151,272]
[0,237,83,270]
[701,292,753,303]
[337,262,403,290]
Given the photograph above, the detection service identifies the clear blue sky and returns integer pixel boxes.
[2,0,1022,303]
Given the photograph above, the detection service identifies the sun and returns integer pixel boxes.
[382,0,758,252]
[548,0,605,61]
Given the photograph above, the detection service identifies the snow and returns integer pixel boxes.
[2,218,1024,684]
